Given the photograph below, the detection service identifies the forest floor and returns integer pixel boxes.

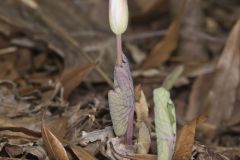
[0,0,239,159]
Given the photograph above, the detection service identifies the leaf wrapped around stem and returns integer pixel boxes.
[108,53,134,144]
[154,87,176,160]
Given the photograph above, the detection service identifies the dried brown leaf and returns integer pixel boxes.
[23,146,48,160]
[173,116,205,160]
[47,117,68,142]
[0,116,39,130]
[41,112,69,160]
[0,126,41,138]
[186,74,214,121]
[135,85,151,154]
[193,143,230,160]
[134,85,151,154]
[142,0,187,69]
[0,130,38,142]
[135,84,149,126]
[207,19,240,125]
[137,122,151,154]
[4,144,24,157]
[3,144,48,160]
[83,142,101,157]
[60,63,95,99]
[68,144,96,160]
[186,19,240,126]
[0,62,18,81]
[3,144,47,160]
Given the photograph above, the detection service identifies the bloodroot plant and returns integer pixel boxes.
[107,1,178,159]
[108,0,134,145]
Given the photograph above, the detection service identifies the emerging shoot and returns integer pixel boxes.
[108,0,134,145]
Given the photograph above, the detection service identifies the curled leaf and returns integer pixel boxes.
[108,54,134,144]
[68,144,95,160]
[173,116,205,160]
[135,85,151,154]
[41,113,69,160]
[60,63,95,99]
[142,0,187,69]
[154,87,176,160]
[135,84,149,127]
[186,18,240,125]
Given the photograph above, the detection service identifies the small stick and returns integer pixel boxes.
[0,47,18,56]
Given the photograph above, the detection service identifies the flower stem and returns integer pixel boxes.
[116,34,123,65]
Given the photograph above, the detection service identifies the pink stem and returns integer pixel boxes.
[116,34,123,65]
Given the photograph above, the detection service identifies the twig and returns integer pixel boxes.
[0,47,18,56]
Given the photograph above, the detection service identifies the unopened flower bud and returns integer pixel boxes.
[109,0,129,35]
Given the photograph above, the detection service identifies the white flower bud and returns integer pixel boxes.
[109,0,129,35]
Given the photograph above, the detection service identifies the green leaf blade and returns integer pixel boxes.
[154,87,176,160]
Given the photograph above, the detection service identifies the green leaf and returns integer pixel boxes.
[154,87,176,160]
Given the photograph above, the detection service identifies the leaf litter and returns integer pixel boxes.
[0,0,239,160]
[41,111,69,160]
